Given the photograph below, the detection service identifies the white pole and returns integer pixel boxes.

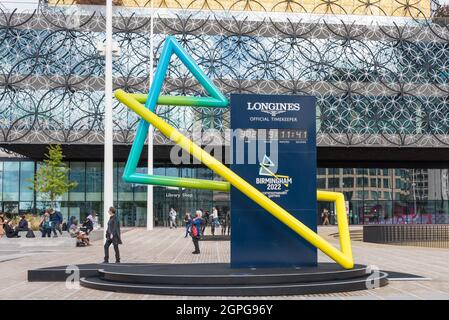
[103,0,114,238]
[146,0,154,231]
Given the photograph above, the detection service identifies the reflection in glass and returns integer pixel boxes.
[86,162,102,201]
[20,162,34,202]
[70,162,85,201]
[3,162,19,201]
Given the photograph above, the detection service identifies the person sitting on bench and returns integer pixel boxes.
[69,219,90,246]
[17,215,29,232]
[4,220,20,238]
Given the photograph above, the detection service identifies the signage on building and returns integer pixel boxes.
[230,94,317,268]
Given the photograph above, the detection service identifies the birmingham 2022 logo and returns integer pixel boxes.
[256,154,292,199]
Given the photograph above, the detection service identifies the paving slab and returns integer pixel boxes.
[0,226,448,300]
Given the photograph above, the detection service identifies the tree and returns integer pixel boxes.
[29,145,77,209]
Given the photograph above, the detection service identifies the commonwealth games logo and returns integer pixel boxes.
[257,155,292,190]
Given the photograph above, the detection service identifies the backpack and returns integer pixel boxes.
[43,220,51,229]
[191,224,198,237]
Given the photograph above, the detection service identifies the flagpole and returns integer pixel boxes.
[103,0,114,238]
[146,0,154,230]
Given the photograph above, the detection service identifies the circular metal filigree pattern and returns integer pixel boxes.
[1,1,449,147]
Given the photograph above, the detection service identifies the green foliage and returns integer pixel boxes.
[28,144,77,206]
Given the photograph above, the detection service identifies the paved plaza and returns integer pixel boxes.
[0,226,448,300]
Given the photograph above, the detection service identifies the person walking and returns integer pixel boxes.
[39,211,52,238]
[321,208,330,225]
[225,210,231,235]
[200,209,207,236]
[190,210,203,254]
[183,212,191,238]
[221,210,229,236]
[202,210,210,235]
[168,207,177,229]
[103,207,122,264]
[211,207,220,236]
[49,208,63,237]
[0,213,5,238]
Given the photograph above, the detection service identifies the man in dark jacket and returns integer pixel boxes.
[17,215,29,231]
[103,206,122,263]
[4,220,20,238]
[190,210,203,254]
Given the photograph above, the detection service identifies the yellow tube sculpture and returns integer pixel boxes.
[115,89,354,269]
[116,36,354,269]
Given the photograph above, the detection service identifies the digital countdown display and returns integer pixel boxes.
[236,128,308,141]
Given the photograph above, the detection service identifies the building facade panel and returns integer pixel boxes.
[1,4,449,146]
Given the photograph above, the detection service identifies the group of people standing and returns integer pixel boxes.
[169,207,230,235]
[166,206,231,255]
[39,209,63,238]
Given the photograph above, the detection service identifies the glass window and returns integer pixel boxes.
[343,177,354,188]
[86,162,102,201]
[357,177,364,187]
[70,162,85,201]
[134,166,147,201]
[19,201,33,214]
[317,178,326,189]
[328,178,339,189]
[370,178,376,188]
[3,162,20,201]
[118,162,133,201]
[3,202,18,215]
[20,162,34,202]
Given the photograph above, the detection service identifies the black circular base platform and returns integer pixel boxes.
[73,263,388,296]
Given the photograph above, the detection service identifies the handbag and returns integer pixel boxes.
[26,229,35,238]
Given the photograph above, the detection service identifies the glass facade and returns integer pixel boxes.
[0,159,448,226]
[317,168,449,225]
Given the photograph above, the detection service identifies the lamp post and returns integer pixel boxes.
[412,169,417,224]
[103,0,114,238]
